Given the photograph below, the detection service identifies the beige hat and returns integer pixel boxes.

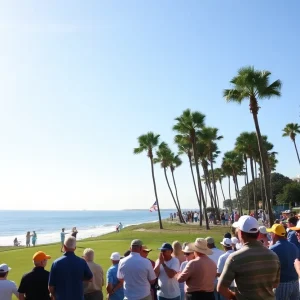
[182,244,194,253]
[188,238,212,255]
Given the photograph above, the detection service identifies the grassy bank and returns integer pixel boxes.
[2,221,229,299]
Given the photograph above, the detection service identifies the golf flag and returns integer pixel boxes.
[149,201,158,212]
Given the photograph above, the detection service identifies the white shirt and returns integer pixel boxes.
[117,252,156,300]
[193,213,198,218]
[297,219,300,227]
[156,257,180,298]
[217,250,235,287]
[208,247,224,265]
[179,261,188,292]
[0,279,18,300]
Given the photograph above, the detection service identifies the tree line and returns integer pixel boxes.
[133,66,300,229]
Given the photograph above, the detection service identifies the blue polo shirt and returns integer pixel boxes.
[49,252,93,300]
[269,239,299,282]
[106,264,124,300]
[287,230,300,251]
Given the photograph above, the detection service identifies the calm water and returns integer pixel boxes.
[0,210,174,246]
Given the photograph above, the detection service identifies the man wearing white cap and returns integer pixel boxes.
[177,238,216,300]
[0,264,19,300]
[217,216,280,300]
[106,252,124,300]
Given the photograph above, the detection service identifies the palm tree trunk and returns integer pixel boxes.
[245,163,251,214]
[293,139,300,165]
[170,169,185,223]
[220,180,226,202]
[251,111,273,225]
[233,174,242,216]
[250,157,258,217]
[150,158,163,229]
[192,138,210,229]
[228,176,232,201]
[210,160,220,212]
[188,155,200,202]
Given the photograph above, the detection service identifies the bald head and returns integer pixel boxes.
[64,236,76,251]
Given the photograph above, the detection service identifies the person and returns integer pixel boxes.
[107,252,124,300]
[267,224,300,299]
[287,217,300,250]
[223,232,231,239]
[193,212,198,223]
[217,215,280,300]
[83,248,104,300]
[179,245,195,300]
[18,251,52,300]
[205,237,224,300]
[26,231,31,247]
[234,211,239,222]
[154,243,180,300]
[32,231,37,247]
[220,213,225,226]
[118,223,123,231]
[71,227,78,239]
[217,239,234,300]
[117,239,156,300]
[60,228,68,252]
[49,236,93,300]
[13,237,20,247]
[177,238,216,300]
[230,237,239,251]
[172,241,185,264]
[0,264,18,300]
[140,246,157,300]
[224,211,229,226]
[296,213,300,227]
[258,226,269,247]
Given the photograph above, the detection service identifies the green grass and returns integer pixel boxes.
[2,221,229,299]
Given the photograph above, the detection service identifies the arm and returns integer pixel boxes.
[294,259,300,277]
[147,260,157,285]
[273,260,280,288]
[154,259,161,277]
[218,285,236,300]
[177,262,191,283]
[49,286,55,299]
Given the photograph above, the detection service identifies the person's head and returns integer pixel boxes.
[267,224,286,243]
[158,243,173,260]
[258,226,268,239]
[64,236,76,252]
[123,250,131,257]
[130,239,143,253]
[83,248,94,262]
[205,237,215,249]
[141,245,152,258]
[110,252,121,264]
[287,217,298,228]
[0,264,10,279]
[172,241,183,257]
[224,232,232,239]
[62,228,65,232]
[182,244,195,261]
[27,231,30,235]
[231,237,239,250]
[232,215,259,244]
[274,219,280,224]
[188,238,212,257]
[220,238,232,251]
[14,237,17,241]
[33,251,51,268]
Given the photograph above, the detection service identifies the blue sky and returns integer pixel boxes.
[0,1,299,210]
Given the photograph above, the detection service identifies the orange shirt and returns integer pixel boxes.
[177,256,216,293]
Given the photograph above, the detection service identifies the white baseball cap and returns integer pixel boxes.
[110,252,121,260]
[220,238,232,247]
[231,237,239,244]
[0,264,11,273]
[232,216,259,233]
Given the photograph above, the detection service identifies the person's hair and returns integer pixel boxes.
[62,228,64,231]
[83,248,94,261]
[224,245,232,251]
[124,250,131,257]
[241,231,259,240]
[274,219,280,224]
[0,272,7,278]
[64,236,76,249]
[172,241,182,256]
[288,217,298,226]
[224,232,232,239]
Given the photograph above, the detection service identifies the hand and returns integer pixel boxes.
[294,259,300,276]
[159,252,164,264]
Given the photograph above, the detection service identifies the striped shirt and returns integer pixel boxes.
[218,240,280,300]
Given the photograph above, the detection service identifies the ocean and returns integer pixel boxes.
[0,210,174,246]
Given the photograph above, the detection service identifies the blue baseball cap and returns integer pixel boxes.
[158,243,173,251]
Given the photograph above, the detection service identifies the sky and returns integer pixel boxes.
[0,1,299,210]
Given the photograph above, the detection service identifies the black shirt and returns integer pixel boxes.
[71,231,78,238]
[18,267,51,300]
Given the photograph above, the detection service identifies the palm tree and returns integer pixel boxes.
[173,109,210,229]
[224,66,282,225]
[175,135,200,203]
[214,168,226,203]
[154,142,185,223]
[282,123,300,165]
[133,132,163,229]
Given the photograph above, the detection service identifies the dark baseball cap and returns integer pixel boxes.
[158,243,173,251]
